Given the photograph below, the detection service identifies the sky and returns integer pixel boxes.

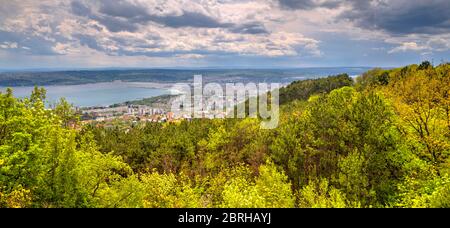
[0,0,449,69]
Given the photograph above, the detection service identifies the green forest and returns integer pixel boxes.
[1,62,449,208]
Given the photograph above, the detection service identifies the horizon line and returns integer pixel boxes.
[0,65,392,73]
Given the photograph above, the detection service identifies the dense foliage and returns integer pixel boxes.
[279,73,353,104]
[1,62,449,208]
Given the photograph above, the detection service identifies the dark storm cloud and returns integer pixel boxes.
[279,0,314,9]
[98,0,150,20]
[72,0,279,34]
[340,0,450,35]
[71,0,232,32]
[71,1,140,32]
[98,0,232,28]
[150,11,233,28]
[278,0,450,35]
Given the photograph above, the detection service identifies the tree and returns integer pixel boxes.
[141,171,203,208]
[54,98,79,128]
[297,179,352,208]
[418,61,432,70]
[220,162,294,208]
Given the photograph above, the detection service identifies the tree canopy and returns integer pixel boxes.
[1,62,449,208]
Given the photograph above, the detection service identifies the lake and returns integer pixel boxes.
[0,81,170,107]
[0,67,372,108]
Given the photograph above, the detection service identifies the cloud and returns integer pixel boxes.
[4,0,448,68]
[175,53,205,59]
[75,34,105,52]
[426,36,450,51]
[52,42,73,55]
[278,0,341,10]
[72,0,270,33]
[150,11,233,28]
[97,0,150,20]
[72,0,233,32]
[70,1,91,18]
[275,0,450,55]
[0,30,63,55]
[388,42,427,54]
[65,0,321,57]
[230,22,268,34]
[71,1,140,32]
[277,0,450,36]
[0,42,18,49]
[339,0,450,35]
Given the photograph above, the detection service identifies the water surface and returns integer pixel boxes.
[1,81,169,107]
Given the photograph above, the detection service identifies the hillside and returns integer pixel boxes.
[0,62,449,208]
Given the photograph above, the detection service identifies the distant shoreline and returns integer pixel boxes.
[0,67,373,87]
[0,68,372,108]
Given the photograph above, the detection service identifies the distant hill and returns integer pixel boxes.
[279,73,354,104]
[109,94,179,110]
[0,68,371,86]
